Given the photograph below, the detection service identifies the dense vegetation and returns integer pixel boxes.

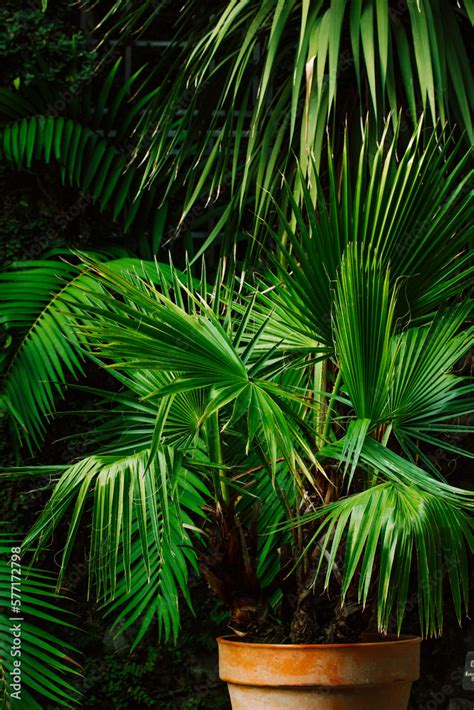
[0,1,472,708]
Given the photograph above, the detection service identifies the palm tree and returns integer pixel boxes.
[0,2,472,702]
[3,123,472,657]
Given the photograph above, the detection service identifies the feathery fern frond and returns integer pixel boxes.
[0,259,94,452]
[0,115,164,241]
[0,59,168,251]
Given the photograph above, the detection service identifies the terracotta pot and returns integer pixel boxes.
[217,634,421,710]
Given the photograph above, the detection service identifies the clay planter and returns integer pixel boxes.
[217,634,421,710]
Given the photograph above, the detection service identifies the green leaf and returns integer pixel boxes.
[299,481,473,636]
[360,4,377,116]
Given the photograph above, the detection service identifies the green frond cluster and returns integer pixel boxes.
[0,4,472,704]
[2,125,471,648]
[84,0,473,252]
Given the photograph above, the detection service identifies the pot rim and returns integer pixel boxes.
[217,634,422,650]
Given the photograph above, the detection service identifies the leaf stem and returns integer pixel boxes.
[381,423,392,447]
[207,410,229,504]
[321,367,343,445]
[314,358,328,447]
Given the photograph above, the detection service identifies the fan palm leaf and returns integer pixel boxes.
[299,479,473,637]
[255,122,472,358]
[67,257,322,477]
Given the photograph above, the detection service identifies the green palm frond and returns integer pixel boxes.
[355,438,473,508]
[87,0,473,250]
[387,305,473,457]
[0,59,168,252]
[0,260,96,452]
[331,242,396,478]
[68,257,324,478]
[57,376,296,598]
[333,242,396,421]
[67,263,306,491]
[21,450,209,646]
[105,369,206,452]
[307,436,473,637]
[0,58,152,138]
[329,245,472,477]
[0,534,81,709]
[0,257,181,453]
[300,480,473,637]
[101,466,209,648]
[0,115,159,239]
[256,122,472,356]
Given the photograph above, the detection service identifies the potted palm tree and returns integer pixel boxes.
[4,123,473,708]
